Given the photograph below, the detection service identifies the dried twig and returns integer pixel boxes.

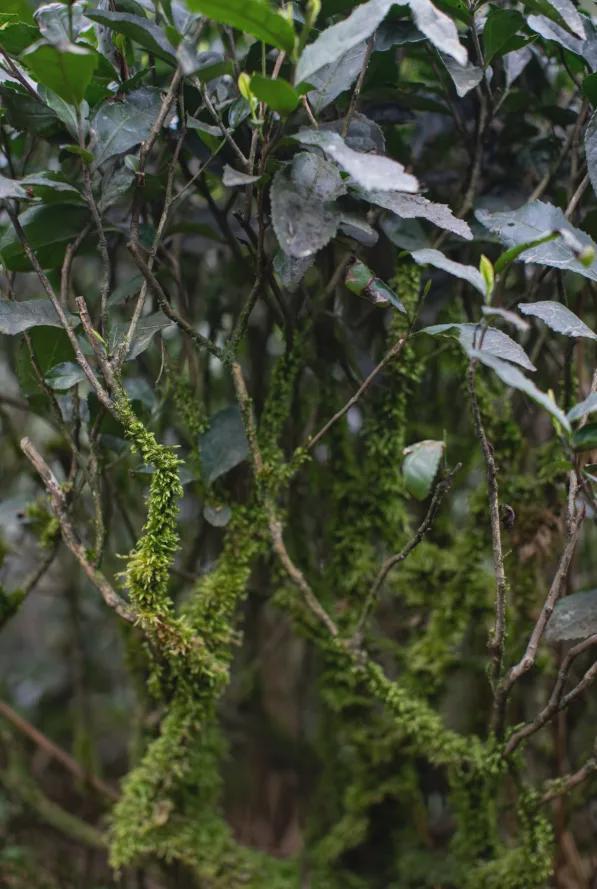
[20,437,135,624]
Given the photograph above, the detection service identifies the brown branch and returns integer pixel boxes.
[0,699,118,802]
[467,360,508,700]
[4,205,113,412]
[128,242,227,364]
[496,511,584,733]
[542,747,597,804]
[505,633,597,755]
[231,362,339,637]
[20,437,135,624]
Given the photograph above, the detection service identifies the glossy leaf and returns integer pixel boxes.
[21,40,97,105]
[572,423,597,451]
[86,10,177,63]
[483,8,524,63]
[183,0,295,53]
[250,74,299,114]
[0,204,90,272]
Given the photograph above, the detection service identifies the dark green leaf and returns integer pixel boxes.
[572,423,597,451]
[483,8,524,63]
[91,87,163,168]
[0,204,90,272]
[21,41,98,106]
[86,10,177,64]
[183,0,295,53]
[250,74,299,114]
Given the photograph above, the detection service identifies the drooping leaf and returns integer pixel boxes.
[0,298,78,334]
[480,306,530,334]
[361,189,472,240]
[546,589,597,642]
[345,259,406,312]
[483,8,524,63]
[339,212,379,247]
[250,74,299,114]
[567,392,597,423]
[222,165,261,187]
[20,172,83,205]
[504,46,532,87]
[518,301,597,340]
[91,87,163,168]
[403,439,445,500]
[411,248,486,296]
[21,40,97,105]
[86,10,177,63]
[199,405,249,483]
[183,0,295,53]
[439,53,483,97]
[407,0,467,65]
[0,204,90,272]
[423,323,536,371]
[295,0,392,87]
[306,41,369,114]
[128,312,172,361]
[468,349,571,432]
[476,201,597,281]
[294,129,419,193]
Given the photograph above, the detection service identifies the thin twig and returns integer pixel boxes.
[304,338,407,453]
[467,360,508,701]
[20,437,135,624]
[0,699,118,801]
[354,464,461,639]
